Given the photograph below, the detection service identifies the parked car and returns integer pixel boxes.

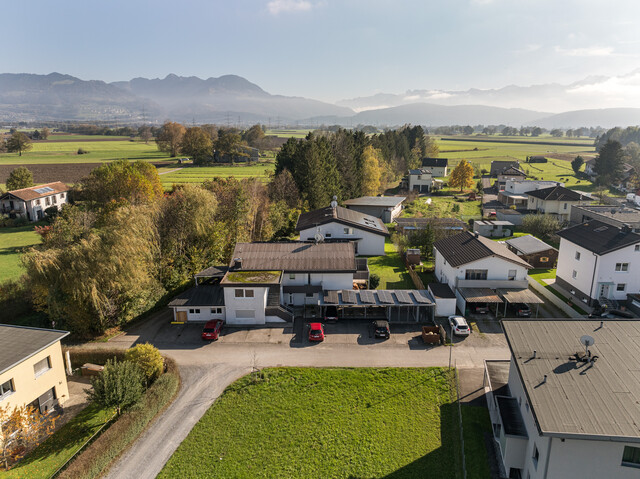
[513,303,531,317]
[308,322,325,342]
[373,320,390,339]
[324,306,339,323]
[448,315,471,336]
[201,319,223,341]
[470,302,489,314]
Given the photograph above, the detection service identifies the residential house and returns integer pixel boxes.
[490,161,520,178]
[505,235,558,268]
[555,220,640,306]
[421,157,448,177]
[394,217,467,235]
[0,325,70,414]
[343,196,405,223]
[473,220,514,238]
[497,166,527,185]
[434,231,531,313]
[615,164,637,193]
[406,168,443,193]
[486,319,640,479]
[526,185,591,221]
[570,204,640,232]
[0,182,69,222]
[584,158,596,179]
[296,203,389,256]
[498,180,564,208]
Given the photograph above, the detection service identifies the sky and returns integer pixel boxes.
[3,0,640,106]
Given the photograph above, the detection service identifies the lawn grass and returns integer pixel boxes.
[159,367,464,479]
[159,163,275,187]
[3,403,115,479]
[366,240,414,289]
[461,405,494,479]
[0,224,42,283]
[402,196,482,221]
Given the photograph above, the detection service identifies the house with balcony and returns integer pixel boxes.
[555,220,640,307]
[434,231,531,314]
[486,319,640,479]
[0,182,69,221]
[526,185,591,222]
[498,180,563,208]
[0,325,70,415]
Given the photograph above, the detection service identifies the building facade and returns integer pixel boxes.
[0,182,69,222]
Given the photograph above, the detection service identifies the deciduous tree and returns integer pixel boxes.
[6,132,32,156]
[360,145,382,196]
[80,160,163,205]
[522,214,561,241]
[40,127,50,140]
[449,159,475,192]
[155,121,185,157]
[124,343,163,385]
[0,404,55,469]
[180,127,213,164]
[90,359,144,416]
[5,166,34,190]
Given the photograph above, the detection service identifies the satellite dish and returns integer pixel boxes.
[314,233,324,243]
[580,335,595,347]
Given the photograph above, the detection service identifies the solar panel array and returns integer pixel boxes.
[377,290,394,304]
[341,289,356,304]
[34,187,54,194]
[394,290,412,304]
[325,290,339,304]
[359,290,376,304]
[411,291,430,304]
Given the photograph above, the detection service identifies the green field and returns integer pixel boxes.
[158,163,276,187]
[160,367,487,479]
[0,224,42,282]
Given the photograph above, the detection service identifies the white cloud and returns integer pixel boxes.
[555,46,614,57]
[565,70,640,108]
[267,0,313,15]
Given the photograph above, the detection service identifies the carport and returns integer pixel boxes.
[319,289,435,323]
[497,288,544,318]
[457,287,503,315]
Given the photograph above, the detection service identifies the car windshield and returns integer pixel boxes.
[458,324,469,329]
[376,327,387,332]
[310,329,322,335]
[203,328,215,332]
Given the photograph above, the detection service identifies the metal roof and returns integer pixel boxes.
[0,325,69,375]
[194,266,228,278]
[505,235,556,255]
[526,185,588,202]
[421,157,448,168]
[459,288,503,303]
[556,220,640,255]
[231,242,356,273]
[503,319,640,442]
[427,282,456,299]
[295,205,389,236]
[343,196,406,207]
[572,205,640,226]
[320,289,434,307]
[434,231,531,268]
[497,288,544,304]
[167,285,225,307]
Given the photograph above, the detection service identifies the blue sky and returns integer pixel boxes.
[4,0,640,103]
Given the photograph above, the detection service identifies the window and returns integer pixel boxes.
[622,446,640,468]
[617,283,626,292]
[465,269,488,280]
[45,197,50,206]
[235,289,244,298]
[508,269,517,280]
[540,257,549,263]
[33,356,51,377]
[575,251,581,260]
[36,199,41,205]
[635,245,640,252]
[572,270,577,279]
[532,444,539,468]
[563,202,568,210]
[325,233,332,238]
[344,227,353,235]
[52,196,57,204]
[188,308,200,314]
[245,289,254,298]
[289,273,295,280]
[616,263,629,272]
[211,308,222,314]
[60,193,65,199]
[0,379,14,400]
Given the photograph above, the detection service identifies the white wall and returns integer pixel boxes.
[223,286,268,325]
[408,174,435,191]
[299,222,386,256]
[527,197,588,221]
[428,166,447,177]
[505,180,561,195]
[173,306,226,322]
[2,192,68,222]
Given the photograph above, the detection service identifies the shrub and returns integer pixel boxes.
[124,343,163,384]
[44,206,59,220]
[369,273,381,289]
[77,148,90,155]
[89,360,145,416]
[63,348,126,369]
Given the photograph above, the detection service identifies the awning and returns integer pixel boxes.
[498,288,544,304]
[459,288,503,303]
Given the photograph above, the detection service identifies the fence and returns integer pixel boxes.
[527,277,584,318]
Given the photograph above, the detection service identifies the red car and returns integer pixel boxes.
[201,319,223,341]
[308,322,325,342]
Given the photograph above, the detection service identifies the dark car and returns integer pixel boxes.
[308,322,325,342]
[513,303,531,317]
[324,306,339,323]
[471,302,489,314]
[201,319,223,341]
[373,320,390,339]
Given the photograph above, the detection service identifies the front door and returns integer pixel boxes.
[599,284,610,299]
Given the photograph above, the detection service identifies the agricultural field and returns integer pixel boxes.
[158,163,276,188]
[0,224,42,283]
[160,367,490,479]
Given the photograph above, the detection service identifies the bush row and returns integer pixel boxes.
[58,358,180,479]
[63,347,126,369]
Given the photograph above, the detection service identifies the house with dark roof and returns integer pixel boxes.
[405,168,443,193]
[526,185,591,221]
[486,319,640,479]
[570,204,640,232]
[0,182,69,221]
[296,204,389,256]
[505,235,558,268]
[584,158,597,179]
[490,160,520,177]
[497,166,527,185]
[434,231,531,314]
[343,196,406,223]
[555,220,640,306]
[0,324,70,414]
[421,157,448,177]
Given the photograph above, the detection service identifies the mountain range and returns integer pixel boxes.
[0,72,639,128]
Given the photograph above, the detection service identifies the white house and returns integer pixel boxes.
[434,231,531,314]
[486,319,640,479]
[526,185,591,222]
[0,182,69,222]
[498,180,564,208]
[406,168,443,193]
[296,204,389,256]
[555,220,640,306]
[343,196,405,223]
[497,166,527,185]
[421,158,448,177]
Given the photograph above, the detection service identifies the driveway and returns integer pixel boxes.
[98,312,509,478]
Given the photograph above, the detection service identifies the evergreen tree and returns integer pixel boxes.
[571,155,584,174]
[594,139,625,186]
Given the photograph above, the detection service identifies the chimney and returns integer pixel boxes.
[533,350,537,359]
[233,257,242,269]
[542,375,547,384]
[622,224,632,234]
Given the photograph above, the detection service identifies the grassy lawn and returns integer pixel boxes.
[4,403,114,479]
[0,224,42,283]
[160,367,468,479]
[461,405,493,479]
[402,196,481,221]
[366,240,414,289]
[159,163,275,187]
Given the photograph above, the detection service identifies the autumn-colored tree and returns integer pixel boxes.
[40,127,50,140]
[180,127,213,164]
[155,121,185,157]
[124,343,164,385]
[0,405,56,469]
[138,126,152,144]
[361,145,382,195]
[6,132,32,156]
[449,159,475,192]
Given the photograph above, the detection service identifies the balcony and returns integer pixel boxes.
[456,278,528,289]
[354,258,369,281]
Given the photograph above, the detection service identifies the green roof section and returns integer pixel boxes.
[221,270,282,285]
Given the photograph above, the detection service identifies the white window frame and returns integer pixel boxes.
[617,283,626,292]
[575,251,581,261]
[343,227,353,235]
[33,356,51,378]
[0,379,14,401]
[572,270,577,279]
[615,263,629,272]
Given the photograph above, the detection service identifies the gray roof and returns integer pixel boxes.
[0,325,69,375]
[194,266,228,278]
[505,235,556,255]
[231,242,356,273]
[428,283,456,299]
[295,205,389,236]
[421,157,448,168]
[434,231,531,268]
[557,220,640,255]
[395,217,467,229]
[343,196,406,208]
[526,185,588,202]
[408,168,432,175]
[503,319,640,441]
[168,285,225,307]
[573,205,640,225]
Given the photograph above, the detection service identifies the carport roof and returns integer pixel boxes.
[459,288,503,303]
[498,288,544,304]
[168,285,224,307]
[321,289,434,307]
